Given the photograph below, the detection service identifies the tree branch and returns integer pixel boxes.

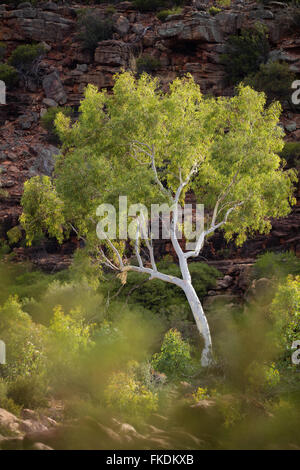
[185,201,244,259]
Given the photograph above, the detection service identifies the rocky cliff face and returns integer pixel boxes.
[0,0,299,270]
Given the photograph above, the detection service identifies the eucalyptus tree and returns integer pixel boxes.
[21,72,297,366]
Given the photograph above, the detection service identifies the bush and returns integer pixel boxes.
[41,106,73,142]
[151,328,193,378]
[271,275,300,357]
[209,6,221,16]
[0,297,46,380]
[20,176,65,246]
[217,0,231,6]
[136,55,161,74]
[0,380,22,416]
[244,61,296,104]
[253,251,300,281]
[157,7,182,21]
[0,42,7,62]
[8,375,48,409]
[280,142,300,166]
[46,306,93,383]
[7,226,22,246]
[0,64,19,89]
[222,25,270,85]
[77,11,114,52]
[104,365,158,418]
[8,43,45,75]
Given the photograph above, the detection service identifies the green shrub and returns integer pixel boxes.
[0,296,46,380]
[157,7,182,21]
[222,24,270,85]
[244,61,296,104]
[217,0,231,6]
[0,397,22,417]
[152,328,193,378]
[0,64,19,89]
[136,54,161,74]
[271,275,300,360]
[8,43,45,75]
[8,375,48,409]
[280,142,300,166]
[253,251,300,281]
[104,366,158,418]
[208,6,221,15]
[7,226,22,246]
[77,11,114,52]
[0,42,7,62]
[41,106,73,141]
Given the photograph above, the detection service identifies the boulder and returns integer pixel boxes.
[29,144,59,176]
[94,40,130,67]
[249,9,274,20]
[42,98,58,107]
[215,12,238,35]
[285,121,297,132]
[0,408,23,435]
[158,16,223,43]
[31,442,54,450]
[43,71,67,105]
[114,15,130,37]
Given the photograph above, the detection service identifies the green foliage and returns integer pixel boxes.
[0,380,22,416]
[8,43,45,74]
[41,106,73,142]
[0,64,18,89]
[104,365,158,418]
[20,175,65,246]
[0,296,46,380]
[192,386,210,402]
[208,6,221,15]
[151,328,193,378]
[0,262,69,306]
[222,25,270,85]
[157,6,182,20]
[77,11,114,52]
[244,61,296,104]
[7,226,22,246]
[280,142,300,167]
[0,42,7,62]
[8,375,48,409]
[271,275,300,356]
[253,251,300,281]
[217,0,231,6]
[136,55,161,74]
[245,361,280,392]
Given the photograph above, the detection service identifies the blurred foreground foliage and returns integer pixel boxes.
[0,249,299,449]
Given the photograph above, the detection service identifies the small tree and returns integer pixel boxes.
[21,72,297,366]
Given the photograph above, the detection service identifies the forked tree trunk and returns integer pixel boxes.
[182,282,213,367]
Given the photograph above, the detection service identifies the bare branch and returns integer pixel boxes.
[185,201,244,259]
[211,169,240,227]
[135,220,144,269]
[139,212,157,272]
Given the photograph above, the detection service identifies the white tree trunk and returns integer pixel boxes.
[182,281,213,367]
